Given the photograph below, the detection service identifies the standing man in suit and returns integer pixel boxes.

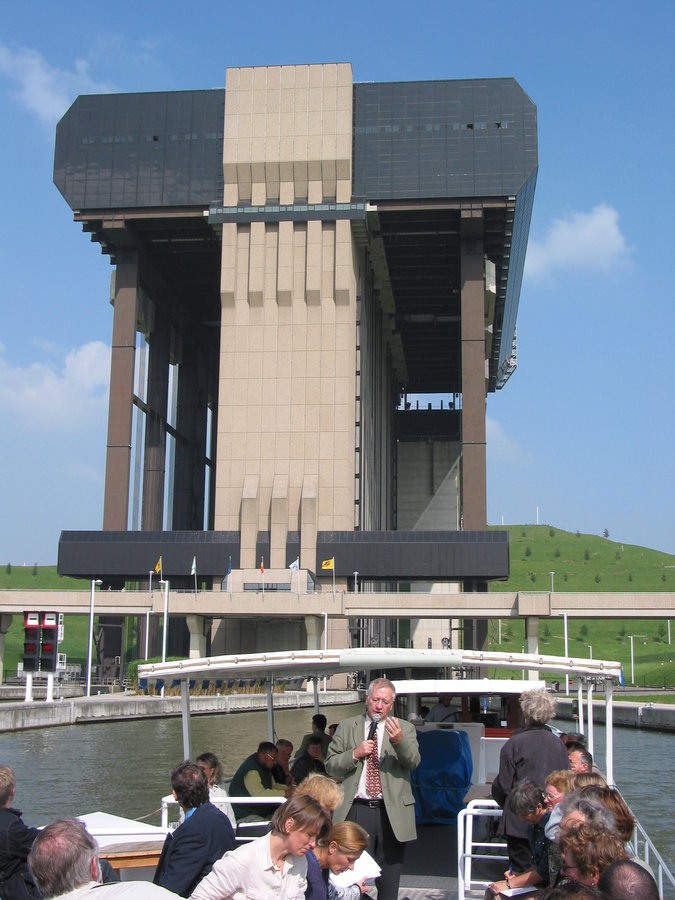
[154,761,235,897]
[325,677,420,900]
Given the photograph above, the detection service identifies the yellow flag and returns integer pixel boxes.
[321,558,334,571]
[154,556,162,575]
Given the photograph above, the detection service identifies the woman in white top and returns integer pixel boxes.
[190,795,331,900]
[196,752,236,829]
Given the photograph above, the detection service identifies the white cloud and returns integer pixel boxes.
[486,417,526,466]
[0,42,112,127]
[0,341,110,430]
[525,204,632,280]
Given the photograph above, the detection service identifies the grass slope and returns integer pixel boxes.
[486,526,674,688]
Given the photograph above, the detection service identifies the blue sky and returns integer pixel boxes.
[1,1,673,563]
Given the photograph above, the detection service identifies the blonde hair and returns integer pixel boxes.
[573,771,606,789]
[0,765,16,806]
[319,820,369,853]
[546,769,576,793]
[294,773,344,812]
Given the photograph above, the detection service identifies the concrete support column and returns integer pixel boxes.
[185,614,207,659]
[0,614,13,683]
[142,316,170,530]
[305,615,324,651]
[526,616,539,679]
[270,475,289,568]
[240,475,260,569]
[104,251,138,530]
[460,229,487,531]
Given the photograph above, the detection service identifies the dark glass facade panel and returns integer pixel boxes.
[54,90,225,210]
[353,78,537,201]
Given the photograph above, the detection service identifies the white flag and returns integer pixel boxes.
[289,557,300,571]
[190,556,197,576]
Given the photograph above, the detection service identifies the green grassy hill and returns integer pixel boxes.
[486,526,674,687]
[488,525,673,592]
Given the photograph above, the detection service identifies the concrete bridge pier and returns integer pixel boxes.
[185,614,208,659]
[526,616,539,680]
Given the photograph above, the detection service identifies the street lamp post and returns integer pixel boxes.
[86,579,103,698]
[629,634,635,685]
[588,644,593,660]
[549,571,555,593]
[558,611,569,695]
[149,570,154,593]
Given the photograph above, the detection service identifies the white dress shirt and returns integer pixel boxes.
[189,831,307,900]
[353,716,385,800]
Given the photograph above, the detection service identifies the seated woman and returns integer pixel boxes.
[558,822,627,888]
[488,780,551,897]
[310,821,370,900]
[196,752,236,829]
[543,769,576,884]
[190,795,331,900]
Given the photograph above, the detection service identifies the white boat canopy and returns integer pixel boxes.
[138,647,622,785]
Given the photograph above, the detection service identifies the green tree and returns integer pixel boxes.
[32,563,38,577]
[584,549,590,561]
[657,623,666,641]
[5,563,10,576]
[549,528,555,538]
[594,573,601,583]
[580,624,588,639]
[554,548,561,558]
[603,528,610,539]
[525,547,532,557]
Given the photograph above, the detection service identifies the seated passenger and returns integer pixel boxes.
[597,858,659,900]
[557,790,615,835]
[487,780,551,897]
[0,764,40,900]
[310,821,370,900]
[229,741,290,820]
[190,795,331,900]
[154,761,236,897]
[271,739,294,786]
[28,818,175,898]
[558,823,627,888]
[425,694,457,723]
[196,752,236,828]
[291,736,327,785]
[298,715,332,758]
[567,744,593,775]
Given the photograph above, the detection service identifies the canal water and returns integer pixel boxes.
[0,705,673,867]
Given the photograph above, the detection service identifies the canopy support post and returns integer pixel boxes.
[605,678,614,787]
[180,678,192,760]
[266,677,275,743]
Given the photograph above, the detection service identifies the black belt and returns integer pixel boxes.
[353,797,383,807]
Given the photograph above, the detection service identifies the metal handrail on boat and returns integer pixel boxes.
[161,792,285,843]
[626,801,675,896]
[457,797,675,899]
[457,799,505,899]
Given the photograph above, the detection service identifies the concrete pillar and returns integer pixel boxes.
[0,614,13,683]
[185,615,207,659]
[526,616,539,679]
[305,615,324,651]
[460,228,487,531]
[142,315,170,530]
[104,251,138,530]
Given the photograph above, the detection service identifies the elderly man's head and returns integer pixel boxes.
[567,744,593,774]
[171,760,209,811]
[28,819,100,898]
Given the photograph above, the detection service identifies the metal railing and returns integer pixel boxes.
[457,797,675,900]
[457,799,505,899]
[627,801,675,897]
[161,792,285,844]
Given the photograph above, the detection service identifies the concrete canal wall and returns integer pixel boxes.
[0,690,360,733]
[555,697,675,732]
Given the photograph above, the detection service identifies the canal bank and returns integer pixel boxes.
[554,696,675,732]
[0,688,674,732]
[0,688,360,732]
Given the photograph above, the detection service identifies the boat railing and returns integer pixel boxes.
[457,798,505,900]
[626,801,675,896]
[161,793,285,843]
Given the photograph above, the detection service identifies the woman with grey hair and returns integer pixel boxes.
[491,688,569,874]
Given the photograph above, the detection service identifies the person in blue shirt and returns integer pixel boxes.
[154,761,235,897]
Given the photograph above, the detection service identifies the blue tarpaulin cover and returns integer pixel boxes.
[411,729,473,825]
